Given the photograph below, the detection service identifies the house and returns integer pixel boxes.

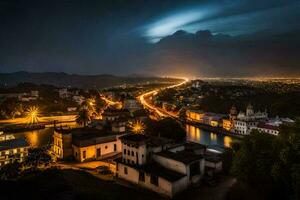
[0,137,30,167]
[72,128,122,162]
[52,127,123,161]
[116,134,205,198]
[102,108,130,122]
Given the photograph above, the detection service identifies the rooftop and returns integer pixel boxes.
[155,150,203,164]
[120,134,172,147]
[116,158,185,182]
[0,137,29,151]
[71,128,118,147]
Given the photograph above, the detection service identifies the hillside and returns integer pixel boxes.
[0,72,182,88]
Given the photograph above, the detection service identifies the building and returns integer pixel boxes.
[52,129,73,159]
[52,127,123,161]
[233,104,268,135]
[58,88,69,99]
[234,120,259,135]
[237,104,268,121]
[0,137,29,167]
[116,134,205,198]
[222,118,233,131]
[72,128,121,162]
[250,122,279,136]
[102,108,130,122]
[186,109,205,123]
[30,90,39,97]
[123,98,141,112]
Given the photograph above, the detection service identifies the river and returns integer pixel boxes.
[12,122,77,147]
[10,123,237,148]
[186,124,238,148]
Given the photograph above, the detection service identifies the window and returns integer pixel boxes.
[105,146,108,149]
[83,151,86,159]
[127,151,130,155]
[131,151,134,156]
[150,175,158,186]
[124,167,128,175]
[114,144,117,151]
[124,149,126,154]
[96,148,101,157]
[139,172,145,182]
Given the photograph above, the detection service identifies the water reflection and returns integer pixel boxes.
[13,122,78,147]
[186,124,234,148]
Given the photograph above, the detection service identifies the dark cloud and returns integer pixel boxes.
[0,0,299,77]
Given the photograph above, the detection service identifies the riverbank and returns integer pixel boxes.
[186,121,244,139]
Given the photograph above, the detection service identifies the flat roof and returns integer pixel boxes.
[120,134,172,147]
[116,158,185,182]
[71,128,118,147]
[0,138,29,151]
[155,150,203,164]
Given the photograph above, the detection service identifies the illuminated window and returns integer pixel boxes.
[13,149,17,154]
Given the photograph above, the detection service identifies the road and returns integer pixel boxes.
[138,78,188,119]
[0,115,77,126]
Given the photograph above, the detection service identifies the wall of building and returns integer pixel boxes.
[0,147,28,167]
[205,161,222,172]
[152,155,187,175]
[122,143,147,165]
[117,163,139,184]
[73,140,120,162]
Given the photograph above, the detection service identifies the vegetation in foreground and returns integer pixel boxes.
[229,120,300,200]
[0,168,163,200]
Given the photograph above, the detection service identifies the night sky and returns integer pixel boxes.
[0,0,300,77]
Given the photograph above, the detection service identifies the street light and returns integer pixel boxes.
[26,106,40,124]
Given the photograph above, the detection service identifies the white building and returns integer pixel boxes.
[0,138,29,167]
[237,104,268,121]
[59,88,69,99]
[250,122,279,136]
[234,104,268,135]
[116,134,205,198]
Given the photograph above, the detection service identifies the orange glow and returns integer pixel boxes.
[129,120,146,134]
[25,106,40,124]
[224,136,232,148]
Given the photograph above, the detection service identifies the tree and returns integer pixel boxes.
[145,118,186,142]
[0,161,22,180]
[76,108,91,127]
[231,121,300,200]
[24,148,52,169]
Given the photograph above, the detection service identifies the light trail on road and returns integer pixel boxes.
[138,78,188,119]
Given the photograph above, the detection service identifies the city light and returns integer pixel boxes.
[129,120,146,134]
[25,106,40,124]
